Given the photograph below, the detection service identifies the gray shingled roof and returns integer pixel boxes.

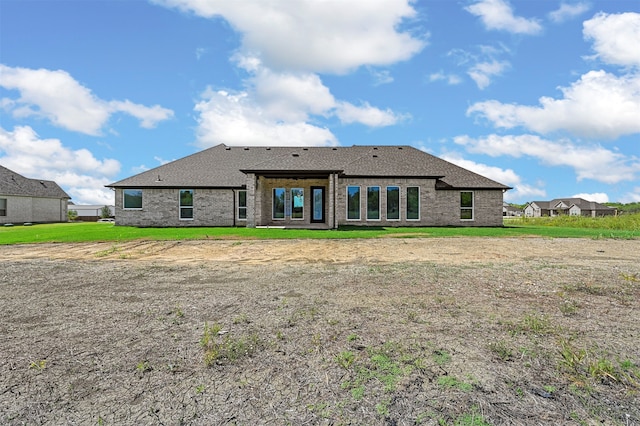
[0,165,70,199]
[107,144,511,190]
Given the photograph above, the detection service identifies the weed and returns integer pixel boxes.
[336,351,356,369]
[559,299,580,316]
[437,375,473,392]
[509,312,554,335]
[351,385,365,401]
[94,245,120,257]
[233,313,249,324]
[619,272,639,282]
[195,384,205,394]
[136,360,152,373]
[433,349,451,365]
[375,400,390,417]
[200,322,260,366]
[454,405,490,426]
[588,358,618,383]
[488,340,513,361]
[558,339,586,373]
[173,305,184,318]
[347,333,358,342]
[29,360,47,370]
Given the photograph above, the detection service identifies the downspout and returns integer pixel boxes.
[232,189,236,227]
[333,173,338,229]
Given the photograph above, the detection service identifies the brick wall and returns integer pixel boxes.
[114,188,236,227]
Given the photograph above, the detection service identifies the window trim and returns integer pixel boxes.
[386,186,400,221]
[179,189,194,220]
[460,191,474,221]
[366,186,381,221]
[406,186,420,221]
[273,187,285,220]
[291,188,304,220]
[0,198,6,216]
[237,190,247,221]
[122,189,143,210]
[346,185,361,221]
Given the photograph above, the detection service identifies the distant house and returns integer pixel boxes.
[68,204,115,221]
[524,198,616,218]
[503,202,522,217]
[0,165,70,225]
[106,144,511,228]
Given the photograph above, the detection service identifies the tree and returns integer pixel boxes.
[100,205,112,218]
[68,210,78,221]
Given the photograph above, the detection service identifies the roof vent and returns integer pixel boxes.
[373,147,378,150]
[398,147,403,150]
[332,147,337,150]
[292,153,299,157]
[303,148,308,151]
[244,147,250,150]
[266,147,271,150]
[225,147,231,150]
[372,155,378,158]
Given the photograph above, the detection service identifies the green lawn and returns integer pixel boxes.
[1,216,639,245]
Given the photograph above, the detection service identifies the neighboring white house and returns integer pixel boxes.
[68,204,115,221]
[1,165,70,225]
[524,198,616,218]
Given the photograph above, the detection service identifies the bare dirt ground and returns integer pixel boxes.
[1,237,638,425]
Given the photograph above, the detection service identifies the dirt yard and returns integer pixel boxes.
[1,237,638,425]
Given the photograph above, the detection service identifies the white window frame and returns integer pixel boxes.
[237,190,247,221]
[179,189,194,220]
[346,186,361,221]
[406,186,420,221]
[366,186,381,221]
[386,186,400,221]
[123,189,143,210]
[460,191,474,221]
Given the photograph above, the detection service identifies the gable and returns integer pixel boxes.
[0,165,70,199]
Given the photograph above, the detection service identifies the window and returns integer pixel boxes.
[347,186,360,220]
[291,188,304,219]
[123,189,142,209]
[406,187,420,220]
[179,189,194,219]
[367,186,380,220]
[460,191,474,220]
[237,190,247,220]
[273,188,285,219]
[386,187,399,220]
[0,198,6,216]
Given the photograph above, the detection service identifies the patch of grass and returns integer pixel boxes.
[437,375,474,392]
[488,340,513,361]
[454,406,491,426]
[136,360,152,373]
[432,349,451,365]
[508,312,555,336]
[1,219,638,246]
[336,351,356,369]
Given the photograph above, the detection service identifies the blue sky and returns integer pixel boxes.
[1,0,639,206]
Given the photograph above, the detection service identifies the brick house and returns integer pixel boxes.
[0,165,70,225]
[106,144,511,228]
[524,198,616,217]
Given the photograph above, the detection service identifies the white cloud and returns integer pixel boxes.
[0,125,120,204]
[152,0,426,74]
[335,102,406,127]
[454,134,639,184]
[369,69,394,86]
[440,152,545,202]
[583,12,640,67]
[571,192,609,203]
[467,70,640,139]
[621,188,640,203]
[194,89,338,147]
[428,71,462,85]
[0,65,174,135]
[467,60,510,90]
[548,2,590,24]
[465,0,542,35]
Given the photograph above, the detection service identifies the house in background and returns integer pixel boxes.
[524,198,617,218]
[503,202,522,217]
[0,165,70,225]
[107,144,511,228]
[68,204,115,221]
